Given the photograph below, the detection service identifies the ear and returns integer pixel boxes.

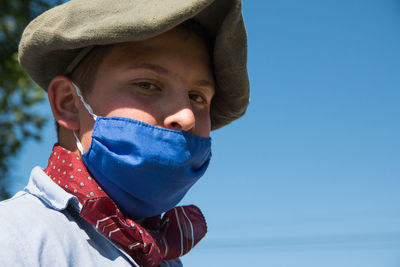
[48,76,80,130]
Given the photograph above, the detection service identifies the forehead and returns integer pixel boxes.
[101,28,212,67]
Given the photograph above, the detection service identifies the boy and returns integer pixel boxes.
[0,0,249,266]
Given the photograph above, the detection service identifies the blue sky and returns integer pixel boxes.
[9,0,400,266]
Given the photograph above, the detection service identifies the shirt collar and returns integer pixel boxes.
[24,167,140,267]
[24,166,82,212]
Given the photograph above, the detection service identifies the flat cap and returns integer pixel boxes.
[18,0,249,130]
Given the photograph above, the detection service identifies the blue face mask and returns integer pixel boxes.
[72,83,212,220]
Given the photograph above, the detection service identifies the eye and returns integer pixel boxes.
[189,92,208,105]
[133,82,161,92]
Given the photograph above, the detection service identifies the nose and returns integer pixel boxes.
[163,107,195,132]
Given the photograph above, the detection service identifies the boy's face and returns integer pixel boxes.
[76,28,215,152]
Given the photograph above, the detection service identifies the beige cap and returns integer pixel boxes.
[18,0,249,130]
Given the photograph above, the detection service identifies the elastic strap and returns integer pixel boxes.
[65,47,94,75]
[72,82,97,121]
[73,131,84,155]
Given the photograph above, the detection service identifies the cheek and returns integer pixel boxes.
[94,92,161,125]
[106,108,159,126]
[81,130,94,152]
[78,112,96,152]
[195,111,211,137]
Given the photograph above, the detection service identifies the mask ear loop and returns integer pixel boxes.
[71,82,97,156]
[72,82,97,121]
[73,131,84,155]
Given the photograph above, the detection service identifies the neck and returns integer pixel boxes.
[58,128,80,156]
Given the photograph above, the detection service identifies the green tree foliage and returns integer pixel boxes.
[0,0,61,199]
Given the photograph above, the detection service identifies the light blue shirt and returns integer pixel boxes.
[0,166,182,267]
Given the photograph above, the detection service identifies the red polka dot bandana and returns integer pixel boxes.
[44,146,207,266]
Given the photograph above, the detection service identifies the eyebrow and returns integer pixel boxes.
[127,62,215,93]
[128,62,171,75]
